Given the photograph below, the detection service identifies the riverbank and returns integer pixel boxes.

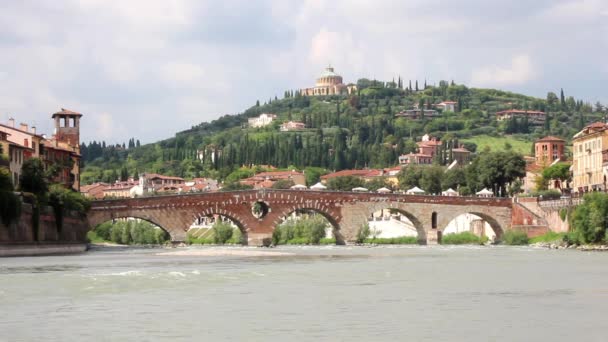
[0,243,88,257]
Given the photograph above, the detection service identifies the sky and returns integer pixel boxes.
[0,0,606,144]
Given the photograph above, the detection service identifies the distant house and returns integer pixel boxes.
[435,101,457,112]
[80,182,109,199]
[240,170,306,189]
[103,179,140,198]
[320,167,402,187]
[248,113,277,128]
[398,153,433,165]
[495,110,546,125]
[280,121,306,132]
[395,109,440,120]
[180,178,219,193]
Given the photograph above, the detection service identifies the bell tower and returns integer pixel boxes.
[52,108,82,152]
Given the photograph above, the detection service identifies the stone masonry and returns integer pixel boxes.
[88,189,518,246]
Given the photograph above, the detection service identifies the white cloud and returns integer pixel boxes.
[541,0,608,20]
[471,55,537,87]
[160,62,206,85]
[0,0,606,144]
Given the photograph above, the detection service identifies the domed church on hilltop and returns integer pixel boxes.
[300,65,357,96]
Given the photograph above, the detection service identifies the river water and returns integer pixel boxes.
[1,245,607,341]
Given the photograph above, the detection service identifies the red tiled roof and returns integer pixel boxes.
[254,171,303,178]
[145,173,185,181]
[452,147,471,153]
[320,169,373,179]
[585,122,607,129]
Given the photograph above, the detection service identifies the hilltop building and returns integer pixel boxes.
[435,101,457,112]
[395,109,440,120]
[280,121,306,132]
[495,109,546,125]
[248,113,277,128]
[398,134,471,166]
[300,66,357,96]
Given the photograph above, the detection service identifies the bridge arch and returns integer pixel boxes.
[363,202,426,243]
[195,207,251,242]
[89,216,171,243]
[274,205,344,244]
[440,211,505,241]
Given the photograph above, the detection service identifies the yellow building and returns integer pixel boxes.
[572,122,608,193]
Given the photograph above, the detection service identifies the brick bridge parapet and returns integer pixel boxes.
[88,189,515,246]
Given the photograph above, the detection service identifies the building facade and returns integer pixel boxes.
[248,113,277,128]
[280,121,306,132]
[535,136,566,165]
[572,122,608,193]
[495,109,546,125]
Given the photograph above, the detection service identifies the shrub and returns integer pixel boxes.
[94,222,113,240]
[441,231,486,245]
[212,221,234,244]
[355,223,371,243]
[502,230,529,245]
[273,215,333,245]
[531,190,562,200]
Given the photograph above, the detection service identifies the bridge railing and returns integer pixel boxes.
[90,188,513,207]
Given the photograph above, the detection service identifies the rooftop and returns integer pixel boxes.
[52,108,83,118]
[537,136,566,143]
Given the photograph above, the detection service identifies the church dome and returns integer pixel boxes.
[316,66,343,87]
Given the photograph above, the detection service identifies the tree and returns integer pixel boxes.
[304,167,327,186]
[326,176,365,191]
[271,179,295,189]
[442,168,466,191]
[560,88,565,109]
[120,166,129,181]
[397,165,423,190]
[542,162,572,190]
[570,192,608,244]
[471,151,526,197]
[420,165,444,194]
[19,158,48,196]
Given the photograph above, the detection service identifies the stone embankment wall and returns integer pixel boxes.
[0,201,89,256]
[515,197,571,234]
[511,200,549,237]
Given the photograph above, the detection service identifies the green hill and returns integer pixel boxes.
[79,80,601,184]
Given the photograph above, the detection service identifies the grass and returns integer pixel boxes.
[441,231,488,245]
[529,231,567,244]
[364,236,418,244]
[462,135,532,154]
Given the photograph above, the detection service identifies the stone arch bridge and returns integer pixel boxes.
[88,190,543,246]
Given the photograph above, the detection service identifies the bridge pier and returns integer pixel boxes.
[425,229,440,245]
[247,233,273,247]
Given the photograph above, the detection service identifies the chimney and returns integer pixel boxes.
[20,123,28,132]
[31,126,36,134]
[8,118,14,127]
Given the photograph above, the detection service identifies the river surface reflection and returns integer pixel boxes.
[1,245,607,341]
